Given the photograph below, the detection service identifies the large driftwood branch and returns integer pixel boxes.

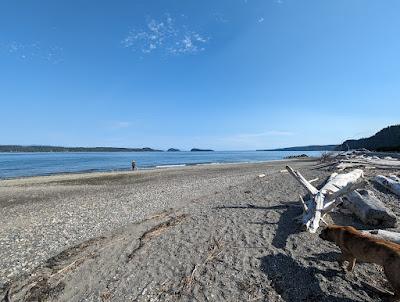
[342,157,400,169]
[361,229,400,245]
[286,166,319,195]
[343,190,397,227]
[373,175,400,197]
[286,166,364,233]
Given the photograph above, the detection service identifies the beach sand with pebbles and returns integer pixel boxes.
[1,158,399,301]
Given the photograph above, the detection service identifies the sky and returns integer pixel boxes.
[0,0,399,151]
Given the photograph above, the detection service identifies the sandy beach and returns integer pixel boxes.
[1,158,399,301]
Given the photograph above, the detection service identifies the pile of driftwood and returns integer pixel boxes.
[318,150,400,172]
[318,151,400,197]
[286,166,365,233]
[286,151,400,243]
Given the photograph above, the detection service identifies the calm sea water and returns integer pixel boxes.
[0,151,324,179]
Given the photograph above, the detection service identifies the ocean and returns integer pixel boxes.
[0,150,324,179]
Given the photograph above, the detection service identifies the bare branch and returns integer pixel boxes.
[299,195,308,212]
[286,166,318,196]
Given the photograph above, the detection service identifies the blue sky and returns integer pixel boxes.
[0,0,399,150]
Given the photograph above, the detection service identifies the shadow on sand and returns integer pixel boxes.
[260,253,361,302]
[215,202,303,249]
[305,251,341,263]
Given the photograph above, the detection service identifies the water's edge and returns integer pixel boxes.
[0,151,324,179]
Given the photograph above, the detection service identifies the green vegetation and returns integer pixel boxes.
[258,145,338,151]
[0,145,161,152]
[336,125,400,151]
[190,148,214,152]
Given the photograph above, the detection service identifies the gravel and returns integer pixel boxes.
[1,159,399,301]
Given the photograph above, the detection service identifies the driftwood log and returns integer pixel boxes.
[316,152,400,171]
[286,166,364,233]
[373,175,400,197]
[361,229,400,245]
[342,190,397,227]
[341,157,400,170]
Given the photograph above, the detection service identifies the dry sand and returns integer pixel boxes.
[1,158,399,301]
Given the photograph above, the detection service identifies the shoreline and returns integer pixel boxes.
[0,157,315,183]
[0,150,325,180]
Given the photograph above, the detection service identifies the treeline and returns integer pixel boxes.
[259,145,338,152]
[336,125,400,151]
[0,145,161,152]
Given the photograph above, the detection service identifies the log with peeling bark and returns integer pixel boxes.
[286,165,364,233]
[361,229,400,245]
[342,189,397,227]
[373,175,400,197]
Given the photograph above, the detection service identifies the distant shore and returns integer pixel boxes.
[0,145,162,153]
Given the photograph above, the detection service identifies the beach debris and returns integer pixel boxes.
[361,229,400,245]
[342,189,397,227]
[258,174,266,178]
[1,287,11,302]
[126,214,188,261]
[178,238,223,295]
[373,175,400,197]
[308,177,319,184]
[317,151,400,171]
[280,169,288,173]
[340,157,400,170]
[286,165,365,233]
[284,154,308,159]
[5,236,106,301]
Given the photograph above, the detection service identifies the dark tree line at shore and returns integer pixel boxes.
[1,125,399,153]
[336,124,400,152]
[0,145,161,152]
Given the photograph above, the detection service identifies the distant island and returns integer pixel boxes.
[191,148,214,152]
[4,124,399,153]
[336,124,400,152]
[258,145,338,152]
[0,145,162,153]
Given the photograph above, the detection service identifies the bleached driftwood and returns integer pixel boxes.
[361,229,400,245]
[342,190,397,227]
[286,166,364,233]
[336,162,373,171]
[339,157,400,170]
[317,151,400,172]
[373,175,400,197]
